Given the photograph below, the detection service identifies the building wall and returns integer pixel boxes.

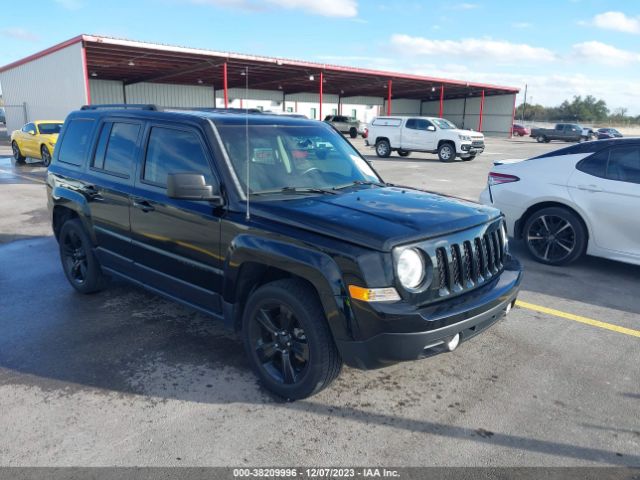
[0,42,86,132]
[124,82,214,108]
[383,98,421,115]
[420,93,515,135]
[90,79,124,104]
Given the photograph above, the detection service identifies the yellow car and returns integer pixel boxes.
[11,120,64,167]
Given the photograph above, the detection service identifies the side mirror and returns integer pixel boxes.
[167,173,222,205]
[28,130,36,135]
[426,125,436,132]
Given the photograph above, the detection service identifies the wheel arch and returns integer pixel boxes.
[50,189,93,241]
[222,235,353,341]
[515,200,591,245]
[437,139,456,149]
[374,136,389,145]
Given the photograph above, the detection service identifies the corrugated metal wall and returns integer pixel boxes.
[383,98,421,115]
[124,82,214,107]
[90,79,124,104]
[0,42,86,132]
[420,94,515,135]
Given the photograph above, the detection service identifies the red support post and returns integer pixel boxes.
[478,89,485,132]
[510,93,517,138]
[223,62,228,108]
[387,79,392,115]
[439,84,444,118]
[81,44,91,104]
[319,71,324,120]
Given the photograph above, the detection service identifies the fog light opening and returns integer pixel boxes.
[446,333,460,352]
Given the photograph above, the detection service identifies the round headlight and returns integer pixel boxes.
[396,248,425,289]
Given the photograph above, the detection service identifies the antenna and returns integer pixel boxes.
[242,66,250,221]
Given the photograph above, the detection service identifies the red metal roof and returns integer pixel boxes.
[1,34,519,100]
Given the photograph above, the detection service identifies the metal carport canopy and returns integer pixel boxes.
[70,35,518,101]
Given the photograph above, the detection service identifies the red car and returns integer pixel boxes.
[512,124,530,136]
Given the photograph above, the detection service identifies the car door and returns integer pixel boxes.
[130,123,224,314]
[402,118,421,149]
[87,119,142,275]
[568,145,640,258]
[20,123,38,156]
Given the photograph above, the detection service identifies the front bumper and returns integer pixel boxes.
[460,142,485,155]
[336,257,522,369]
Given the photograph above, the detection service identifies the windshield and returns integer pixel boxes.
[432,118,456,129]
[38,123,63,135]
[217,123,380,195]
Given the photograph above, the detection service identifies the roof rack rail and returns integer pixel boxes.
[80,104,158,111]
[167,107,263,114]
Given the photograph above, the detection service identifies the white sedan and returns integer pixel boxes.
[480,139,640,266]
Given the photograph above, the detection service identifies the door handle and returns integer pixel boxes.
[577,184,602,192]
[132,198,155,212]
[83,185,104,201]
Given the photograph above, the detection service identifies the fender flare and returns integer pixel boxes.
[51,186,94,241]
[223,234,354,341]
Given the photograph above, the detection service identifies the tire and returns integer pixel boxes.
[523,207,586,266]
[375,139,391,158]
[536,135,547,143]
[349,127,358,139]
[242,279,342,400]
[58,218,106,294]
[41,145,52,167]
[462,155,476,161]
[397,149,411,157]
[12,141,25,163]
[437,142,455,162]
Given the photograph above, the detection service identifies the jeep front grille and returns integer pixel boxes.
[429,220,506,301]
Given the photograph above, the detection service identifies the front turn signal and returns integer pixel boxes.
[348,285,401,302]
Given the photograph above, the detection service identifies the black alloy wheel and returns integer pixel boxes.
[349,127,358,138]
[41,145,52,167]
[243,279,342,399]
[524,207,586,265]
[12,141,25,163]
[248,303,309,385]
[58,219,106,293]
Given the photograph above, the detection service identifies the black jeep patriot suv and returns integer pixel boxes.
[47,105,522,399]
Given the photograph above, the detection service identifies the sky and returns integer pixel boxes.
[1,0,640,114]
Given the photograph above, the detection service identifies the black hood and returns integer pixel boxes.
[251,186,501,251]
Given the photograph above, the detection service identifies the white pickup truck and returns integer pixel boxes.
[365,116,485,162]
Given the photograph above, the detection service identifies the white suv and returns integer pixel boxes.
[365,116,485,162]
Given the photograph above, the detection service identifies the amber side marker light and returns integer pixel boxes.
[348,285,401,302]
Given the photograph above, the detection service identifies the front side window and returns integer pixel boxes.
[216,123,380,195]
[143,127,213,187]
[406,119,418,130]
[58,119,95,166]
[607,146,640,184]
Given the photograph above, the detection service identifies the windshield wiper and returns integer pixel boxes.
[334,180,388,190]
[253,186,338,195]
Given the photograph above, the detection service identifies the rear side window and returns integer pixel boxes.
[58,119,95,166]
[92,122,140,177]
[577,149,608,178]
[143,127,213,187]
[607,146,640,184]
[372,118,402,127]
